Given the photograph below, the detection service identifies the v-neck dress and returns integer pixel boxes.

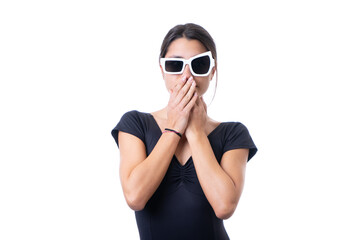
[111,110,257,240]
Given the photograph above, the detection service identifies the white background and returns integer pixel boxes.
[1,0,359,239]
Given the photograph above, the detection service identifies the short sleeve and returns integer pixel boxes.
[223,122,258,162]
[111,110,145,148]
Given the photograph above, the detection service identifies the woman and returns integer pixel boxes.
[111,23,257,240]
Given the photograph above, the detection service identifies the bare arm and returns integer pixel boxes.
[185,97,248,219]
[187,132,248,219]
[118,131,180,210]
[118,76,198,210]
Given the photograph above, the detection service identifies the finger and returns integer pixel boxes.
[174,76,194,105]
[169,76,187,103]
[178,80,196,109]
[183,91,198,112]
[171,76,187,97]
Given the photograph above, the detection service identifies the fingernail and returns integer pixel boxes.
[182,76,186,82]
[188,76,193,82]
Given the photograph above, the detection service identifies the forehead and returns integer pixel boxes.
[165,38,208,59]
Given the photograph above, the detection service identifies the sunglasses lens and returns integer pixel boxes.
[191,55,210,75]
[165,60,183,73]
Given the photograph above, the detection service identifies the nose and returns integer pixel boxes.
[183,64,193,78]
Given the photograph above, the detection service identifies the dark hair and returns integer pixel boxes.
[160,23,218,100]
[160,23,217,61]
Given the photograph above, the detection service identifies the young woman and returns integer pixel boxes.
[111,23,257,240]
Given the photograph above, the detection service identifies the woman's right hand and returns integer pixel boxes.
[166,75,198,134]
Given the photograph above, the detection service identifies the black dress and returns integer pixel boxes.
[111,110,257,240]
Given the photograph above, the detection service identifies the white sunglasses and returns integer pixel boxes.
[160,51,215,77]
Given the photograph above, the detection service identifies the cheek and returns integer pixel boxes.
[164,75,178,92]
[196,77,211,93]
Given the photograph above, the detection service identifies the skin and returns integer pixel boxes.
[117,38,249,219]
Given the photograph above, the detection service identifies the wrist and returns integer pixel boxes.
[165,120,185,135]
[186,129,207,142]
[163,128,182,138]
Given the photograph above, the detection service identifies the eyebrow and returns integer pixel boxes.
[167,55,183,58]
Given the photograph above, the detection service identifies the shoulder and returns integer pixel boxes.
[111,110,151,147]
[122,110,149,120]
[207,116,247,132]
[119,110,155,126]
[219,121,253,143]
[208,119,247,136]
[219,121,257,161]
[206,116,248,137]
[221,121,249,134]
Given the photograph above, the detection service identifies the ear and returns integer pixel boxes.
[160,64,165,79]
[209,66,216,81]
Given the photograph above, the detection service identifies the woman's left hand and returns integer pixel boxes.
[184,96,208,139]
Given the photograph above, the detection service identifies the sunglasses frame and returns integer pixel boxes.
[160,51,215,77]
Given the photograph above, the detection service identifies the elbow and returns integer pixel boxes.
[214,202,236,220]
[124,192,146,211]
